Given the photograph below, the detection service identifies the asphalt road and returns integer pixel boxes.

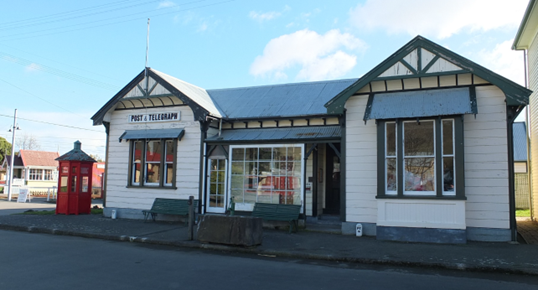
[0,230,537,290]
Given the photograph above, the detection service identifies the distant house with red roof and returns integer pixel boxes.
[2,150,59,191]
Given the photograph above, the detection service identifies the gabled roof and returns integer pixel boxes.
[4,154,23,167]
[513,122,528,162]
[513,0,538,50]
[92,68,223,125]
[207,78,357,119]
[19,150,59,167]
[325,36,532,114]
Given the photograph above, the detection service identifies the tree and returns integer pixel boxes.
[16,134,41,150]
[90,154,104,162]
[0,137,12,165]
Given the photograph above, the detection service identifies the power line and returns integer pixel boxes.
[0,114,104,133]
[0,0,234,42]
[0,52,119,91]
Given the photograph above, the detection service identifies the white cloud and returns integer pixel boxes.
[349,0,528,39]
[25,63,41,72]
[250,29,367,81]
[475,39,525,86]
[249,6,290,22]
[158,1,176,9]
[249,11,282,22]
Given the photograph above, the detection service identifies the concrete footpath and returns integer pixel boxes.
[0,198,537,276]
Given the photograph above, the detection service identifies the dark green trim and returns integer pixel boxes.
[199,121,209,214]
[325,36,531,114]
[396,120,403,198]
[377,116,465,199]
[417,47,422,72]
[137,84,148,97]
[103,122,110,208]
[435,119,443,197]
[469,86,478,115]
[399,59,418,75]
[377,121,385,197]
[328,143,341,159]
[312,144,319,217]
[506,106,517,241]
[125,185,177,190]
[454,116,465,199]
[374,70,468,81]
[376,195,467,200]
[339,113,346,221]
[421,55,440,73]
[363,93,375,122]
[513,0,537,50]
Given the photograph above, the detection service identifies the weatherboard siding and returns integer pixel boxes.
[529,34,538,220]
[106,106,201,210]
[464,86,509,229]
[345,94,378,224]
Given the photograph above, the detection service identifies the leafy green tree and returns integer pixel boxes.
[0,137,12,165]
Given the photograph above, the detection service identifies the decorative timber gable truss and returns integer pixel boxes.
[325,35,532,114]
[91,68,223,126]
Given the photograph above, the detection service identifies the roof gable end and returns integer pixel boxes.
[325,36,532,114]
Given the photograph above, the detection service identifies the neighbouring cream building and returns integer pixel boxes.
[94,36,531,243]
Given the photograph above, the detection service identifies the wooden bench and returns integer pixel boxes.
[142,198,198,223]
[252,203,301,233]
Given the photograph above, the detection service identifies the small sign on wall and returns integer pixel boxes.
[128,112,181,123]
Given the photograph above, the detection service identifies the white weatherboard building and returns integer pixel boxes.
[513,0,538,222]
[93,36,531,243]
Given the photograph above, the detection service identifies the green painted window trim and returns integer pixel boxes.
[376,116,465,199]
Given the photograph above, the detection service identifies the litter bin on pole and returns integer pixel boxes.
[56,141,96,215]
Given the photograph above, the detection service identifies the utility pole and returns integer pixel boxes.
[7,109,19,201]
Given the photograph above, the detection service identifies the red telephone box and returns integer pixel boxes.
[56,141,96,215]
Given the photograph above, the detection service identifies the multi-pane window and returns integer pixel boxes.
[129,139,177,188]
[380,117,462,198]
[230,145,303,210]
[28,169,57,181]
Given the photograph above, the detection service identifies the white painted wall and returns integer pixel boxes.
[344,85,510,232]
[528,34,538,220]
[345,94,378,224]
[464,86,509,230]
[106,106,201,210]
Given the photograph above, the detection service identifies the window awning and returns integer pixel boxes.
[206,126,341,143]
[364,87,477,120]
[119,128,185,142]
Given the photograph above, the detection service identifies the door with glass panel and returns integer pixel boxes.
[206,158,227,213]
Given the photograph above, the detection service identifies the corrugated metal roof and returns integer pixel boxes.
[206,126,341,142]
[151,69,224,118]
[513,122,528,162]
[207,79,358,119]
[119,128,185,142]
[365,87,474,120]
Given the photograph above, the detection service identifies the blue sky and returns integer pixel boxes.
[0,0,531,157]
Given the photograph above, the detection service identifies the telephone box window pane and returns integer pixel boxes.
[60,176,68,192]
[82,176,89,192]
[81,167,89,175]
[71,176,77,192]
[72,167,77,174]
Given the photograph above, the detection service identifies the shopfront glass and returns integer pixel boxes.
[230,144,303,211]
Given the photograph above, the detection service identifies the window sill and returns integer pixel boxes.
[126,185,178,190]
[376,195,466,200]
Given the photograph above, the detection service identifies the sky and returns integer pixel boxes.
[0,0,531,158]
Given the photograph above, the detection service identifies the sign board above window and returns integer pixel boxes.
[128,112,181,123]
